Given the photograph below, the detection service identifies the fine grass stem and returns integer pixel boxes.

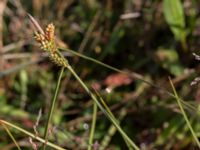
[169,77,200,148]
[43,67,65,150]
[59,47,197,113]
[0,119,66,150]
[99,108,126,150]
[88,102,97,150]
[95,91,133,150]
[1,122,21,150]
[66,65,140,150]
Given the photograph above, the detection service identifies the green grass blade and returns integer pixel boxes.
[43,67,65,150]
[66,65,140,150]
[163,0,186,43]
[58,47,126,74]
[99,108,126,150]
[95,91,133,150]
[88,102,97,150]
[169,77,200,148]
[0,120,66,150]
[1,123,21,150]
[58,48,197,113]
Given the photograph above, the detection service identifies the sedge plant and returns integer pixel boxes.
[1,14,198,150]
[29,14,140,150]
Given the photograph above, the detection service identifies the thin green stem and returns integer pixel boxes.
[66,65,140,150]
[96,91,132,150]
[88,102,97,150]
[58,48,125,74]
[99,109,126,150]
[58,47,197,113]
[169,78,200,148]
[43,67,65,150]
[0,120,66,150]
[1,123,21,150]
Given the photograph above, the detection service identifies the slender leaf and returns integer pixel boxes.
[163,0,186,42]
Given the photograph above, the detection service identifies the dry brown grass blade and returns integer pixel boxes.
[27,13,44,34]
[0,0,7,70]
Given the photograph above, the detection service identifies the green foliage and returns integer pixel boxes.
[163,0,186,42]
[156,48,184,76]
[1,0,200,149]
[170,78,200,148]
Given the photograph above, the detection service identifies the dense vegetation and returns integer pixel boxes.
[1,0,200,149]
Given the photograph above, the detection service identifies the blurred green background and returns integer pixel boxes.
[1,0,200,149]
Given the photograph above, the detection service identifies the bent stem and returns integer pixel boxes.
[0,120,66,150]
[96,92,132,149]
[43,67,65,150]
[58,48,197,113]
[169,78,200,148]
[88,102,97,150]
[1,123,21,150]
[66,65,140,150]
[99,108,126,150]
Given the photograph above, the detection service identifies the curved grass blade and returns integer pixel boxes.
[1,123,21,150]
[99,108,127,150]
[0,120,66,150]
[58,47,197,113]
[94,90,133,150]
[169,77,200,148]
[163,0,187,50]
[66,65,140,150]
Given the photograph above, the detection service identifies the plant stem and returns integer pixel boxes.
[58,48,125,74]
[99,108,126,150]
[169,78,200,148]
[1,123,21,150]
[88,102,97,150]
[97,94,132,149]
[0,120,66,150]
[58,48,197,113]
[66,65,140,150]
[43,67,65,150]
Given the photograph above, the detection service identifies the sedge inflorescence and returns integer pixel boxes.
[34,23,68,67]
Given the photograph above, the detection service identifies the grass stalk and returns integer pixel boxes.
[58,48,125,74]
[1,122,21,150]
[96,92,133,150]
[99,108,126,150]
[58,47,197,113]
[0,120,66,150]
[169,77,200,148]
[43,67,65,150]
[88,102,97,150]
[66,65,140,150]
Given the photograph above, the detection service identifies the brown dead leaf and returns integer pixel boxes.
[104,73,133,87]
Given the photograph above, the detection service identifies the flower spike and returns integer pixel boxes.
[32,22,68,67]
